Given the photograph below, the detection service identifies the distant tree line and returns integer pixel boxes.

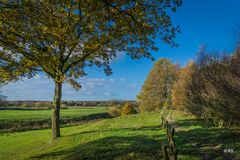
[0,100,137,109]
[62,100,136,107]
[138,48,240,127]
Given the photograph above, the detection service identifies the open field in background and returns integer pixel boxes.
[0,107,108,132]
[0,108,239,160]
[0,107,107,122]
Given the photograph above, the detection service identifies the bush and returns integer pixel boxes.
[108,105,121,117]
[20,103,29,108]
[35,102,53,110]
[61,104,69,109]
[121,102,138,115]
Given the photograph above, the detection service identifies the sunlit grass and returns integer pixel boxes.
[0,107,107,122]
[0,109,239,160]
[0,112,165,160]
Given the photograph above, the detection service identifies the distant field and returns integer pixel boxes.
[0,107,107,122]
[0,107,108,132]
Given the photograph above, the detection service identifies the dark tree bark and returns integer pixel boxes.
[51,82,62,142]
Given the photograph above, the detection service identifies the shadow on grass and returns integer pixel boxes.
[175,119,240,160]
[31,135,162,160]
[28,119,240,160]
[95,125,162,133]
[176,119,211,128]
[63,125,162,137]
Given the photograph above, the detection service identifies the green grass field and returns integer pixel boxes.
[0,107,107,122]
[0,109,239,160]
[0,107,108,132]
[0,112,164,160]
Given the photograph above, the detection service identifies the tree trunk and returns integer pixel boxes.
[51,81,62,142]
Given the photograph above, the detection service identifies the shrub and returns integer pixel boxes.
[20,103,29,108]
[108,105,121,117]
[35,102,53,110]
[121,102,138,115]
[61,104,69,109]
[35,102,42,109]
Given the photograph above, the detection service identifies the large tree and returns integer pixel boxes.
[0,0,181,141]
[171,61,196,112]
[137,58,179,111]
[172,49,240,127]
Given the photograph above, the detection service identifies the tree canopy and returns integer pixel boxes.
[137,58,179,111]
[172,48,240,127]
[0,0,182,140]
[0,0,181,84]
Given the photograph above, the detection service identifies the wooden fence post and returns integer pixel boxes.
[161,115,177,160]
[169,128,177,160]
[162,145,170,160]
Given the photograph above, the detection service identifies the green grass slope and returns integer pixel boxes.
[0,112,164,160]
[0,110,239,160]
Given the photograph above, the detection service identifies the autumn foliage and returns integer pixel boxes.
[0,0,181,140]
[137,59,179,111]
[172,48,240,127]
[108,105,122,117]
[138,47,240,127]
[121,102,138,115]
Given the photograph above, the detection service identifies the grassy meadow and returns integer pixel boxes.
[0,107,107,122]
[0,107,108,132]
[1,1,240,160]
[0,108,239,160]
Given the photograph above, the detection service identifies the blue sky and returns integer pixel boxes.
[2,0,240,101]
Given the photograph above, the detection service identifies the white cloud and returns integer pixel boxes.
[129,83,137,89]
[1,75,137,100]
[103,91,116,96]
[120,77,126,82]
